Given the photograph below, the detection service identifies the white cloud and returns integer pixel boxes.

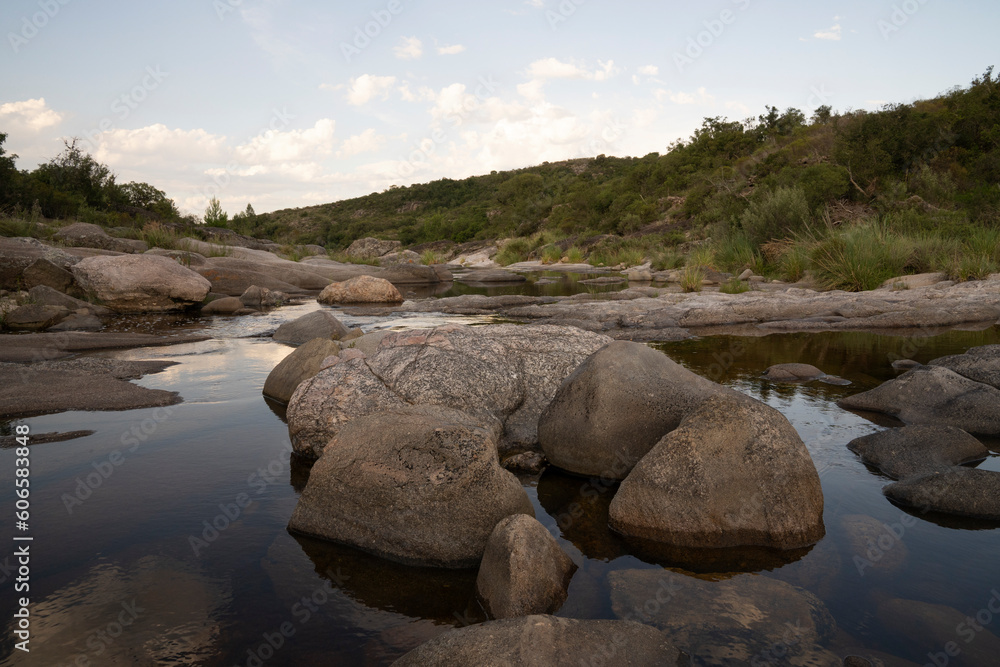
[814,23,842,40]
[338,128,386,158]
[235,119,336,163]
[725,100,751,115]
[669,87,715,106]
[638,65,659,76]
[525,58,619,81]
[437,44,466,55]
[393,36,423,60]
[345,75,397,106]
[0,98,64,132]
[525,0,544,7]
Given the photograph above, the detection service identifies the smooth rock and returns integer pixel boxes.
[317,275,402,304]
[239,285,285,310]
[459,269,527,283]
[378,250,422,266]
[71,254,211,312]
[0,237,80,290]
[195,265,304,296]
[476,514,576,619]
[54,222,139,253]
[3,304,69,330]
[392,615,680,667]
[841,514,909,576]
[288,405,533,568]
[200,297,244,315]
[891,359,922,371]
[502,451,547,475]
[876,597,1000,665]
[609,569,837,666]
[738,269,753,281]
[538,341,729,479]
[22,258,75,292]
[838,366,1000,436]
[48,313,103,331]
[883,468,1000,520]
[879,272,948,289]
[929,344,1000,390]
[27,285,108,314]
[609,393,826,550]
[762,363,827,382]
[847,426,988,480]
[263,338,342,403]
[273,310,350,345]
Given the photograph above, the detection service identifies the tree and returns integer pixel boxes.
[0,133,20,209]
[811,105,834,125]
[204,196,228,226]
[33,138,117,209]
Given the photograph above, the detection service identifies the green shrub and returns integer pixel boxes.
[495,238,531,266]
[809,220,910,291]
[739,186,812,245]
[541,244,563,264]
[421,249,441,265]
[714,231,764,274]
[680,266,704,292]
[565,246,584,263]
[651,248,684,271]
[140,222,179,250]
[779,244,809,282]
[719,277,750,294]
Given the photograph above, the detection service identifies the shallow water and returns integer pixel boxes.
[2,306,999,666]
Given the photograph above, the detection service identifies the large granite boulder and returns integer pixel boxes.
[609,393,826,550]
[70,254,211,312]
[194,265,304,296]
[317,275,402,304]
[22,257,76,293]
[883,468,1000,520]
[847,426,989,480]
[262,338,341,403]
[346,237,401,259]
[837,366,1000,436]
[476,514,576,619]
[201,256,331,291]
[609,569,839,666]
[288,405,533,568]
[54,222,141,253]
[0,237,79,290]
[392,615,681,667]
[3,304,70,331]
[538,341,731,479]
[286,324,610,458]
[272,310,350,345]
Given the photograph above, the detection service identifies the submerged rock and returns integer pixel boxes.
[883,468,1000,520]
[837,366,1000,436]
[288,405,533,568]
[609,393,826,550]
[608,569,838,666]
[847,426,988,480]
[392,615,680,667]
[876,597,1000,666]
[476,514,576,619]
[762,362,849,385]
[538,341,732,479]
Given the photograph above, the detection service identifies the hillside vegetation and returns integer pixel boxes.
[2,68,998,290]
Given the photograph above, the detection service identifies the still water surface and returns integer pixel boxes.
[1,301,998,666]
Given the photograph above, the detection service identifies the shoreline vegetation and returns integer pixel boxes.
[1,68,998,293]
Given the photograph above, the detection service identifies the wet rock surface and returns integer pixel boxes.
[847,426,989,480]
[883,468,1000,521]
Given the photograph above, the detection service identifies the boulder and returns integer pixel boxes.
[378,249,422,266]
[929,344,1000,390]
[0,237,80,290]
[194,265,303,296]
[608,569,838,666]
[317,275,402,304]
[346,237,401,259]
[272,310,350,345]
[262,338,341,403]
[342,329,392,357]
[22,258,75,293]
[879,272,948,289]
[28,285,109,314]
[203,257,331,290]
[837,366,1000,436]
[476,514,576,619]
[4,304,70,331]
[609,393,826,550]
[392,615,680,667]
[239,285,285,310]
[847,426,988,480]
[288,405,534,568]
[883,468,1000,520]
[54,222,139,253]
[538,341,730,479]
[287,354,408,458]
[200,297,244,315]
[144,248,207,267]
[71,254,212,312]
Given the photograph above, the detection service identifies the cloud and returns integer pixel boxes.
[235,119,336,163]
[91,124,228,164]
[525,0,544,7]
[814,23,842,40]
[725,100,750,115]
[637,65,659,76]
[0,98,64,132]
[345,75,397,105]
[393,36,423,60]
[669,87,715,106]
[338,128,386,158]
[525,58,619,81]
[437,44,466,55]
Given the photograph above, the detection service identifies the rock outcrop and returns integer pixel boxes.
[317,275,402,304]
[272,310,350,345]
[262,338,341,403]
[70,254,211,312]
[847,426,988,480]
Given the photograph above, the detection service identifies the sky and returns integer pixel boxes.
[2,0,998,216]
